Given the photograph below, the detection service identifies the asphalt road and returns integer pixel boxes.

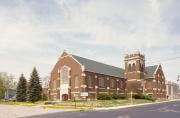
[23,101,180,118]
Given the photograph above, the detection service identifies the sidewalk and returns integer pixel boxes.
[94,99,180,110]
[0,104,71,118]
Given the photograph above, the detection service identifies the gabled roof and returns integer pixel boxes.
[145,65,158,78]
[72,55,124,78]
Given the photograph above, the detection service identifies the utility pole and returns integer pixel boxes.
[131,90,133,104]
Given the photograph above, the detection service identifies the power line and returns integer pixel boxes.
[146,56,180,64]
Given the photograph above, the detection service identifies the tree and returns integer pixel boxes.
[27,68,42,102]
[0,73,17,99]
[0,78,5,99]
[16,74,27,102]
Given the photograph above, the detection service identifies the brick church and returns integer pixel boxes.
[49,50,166,101]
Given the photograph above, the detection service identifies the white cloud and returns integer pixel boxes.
[0,0,179,82]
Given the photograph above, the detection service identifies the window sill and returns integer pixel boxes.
[99,88,106,89]
[88,87,94,88]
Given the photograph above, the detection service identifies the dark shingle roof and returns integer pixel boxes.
[72,55,124,78]
[145,65,158,78]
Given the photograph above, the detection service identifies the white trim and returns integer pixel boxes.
[81,65,85,72]
[71,92,80,93]
[127,79,137,81]
[50,93,57,95]
[81,85,87,88]
[60,55,70,59]
[125,57,145,61]
[154,64,160,77]
[59,53,83,69]
[99,88,106,89]
[88,87,93,88]
[88,92,96,93]
[147,93,153,94]
[127,60,136,65]
[81,73,86,76]
[59,66,71,101]
[70,55,83,66]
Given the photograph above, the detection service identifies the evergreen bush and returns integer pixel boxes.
[98,93,111,100]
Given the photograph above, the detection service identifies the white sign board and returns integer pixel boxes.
[80,92,88,97]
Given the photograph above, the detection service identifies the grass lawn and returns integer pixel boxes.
[0,99,153,110]
[42,105,93,111]
[0,101,36,106]
[47,99,153,108]
[87,99,152,107]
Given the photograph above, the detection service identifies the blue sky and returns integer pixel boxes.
[0,0,180,82]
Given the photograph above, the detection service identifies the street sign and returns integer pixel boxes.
[80,92,88,97]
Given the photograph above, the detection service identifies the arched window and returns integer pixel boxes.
[140,64,144,72]
[88,76,93,87]
[110,79,115,88]
[128,64,132,72]
[74,76,79,88]
[120,80,124,89]
[132,63,136,71]
[60,66,69,84]
[99,77,105,88]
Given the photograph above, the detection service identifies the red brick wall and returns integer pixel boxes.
[49,53,83,100]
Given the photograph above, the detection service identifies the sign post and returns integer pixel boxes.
[131,90,133,104]
[141,80,145,94]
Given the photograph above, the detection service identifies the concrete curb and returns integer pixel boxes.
[94,99,180,110]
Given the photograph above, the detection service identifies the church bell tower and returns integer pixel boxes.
[124,52,146,95]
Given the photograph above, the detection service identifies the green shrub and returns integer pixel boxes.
[119,94,127,99]
[98,93,111,100]
[145,95,156,102]
[133,94,156,102]
[133,93,145,99]
[110,93,127,99]
[110,93,119,99]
